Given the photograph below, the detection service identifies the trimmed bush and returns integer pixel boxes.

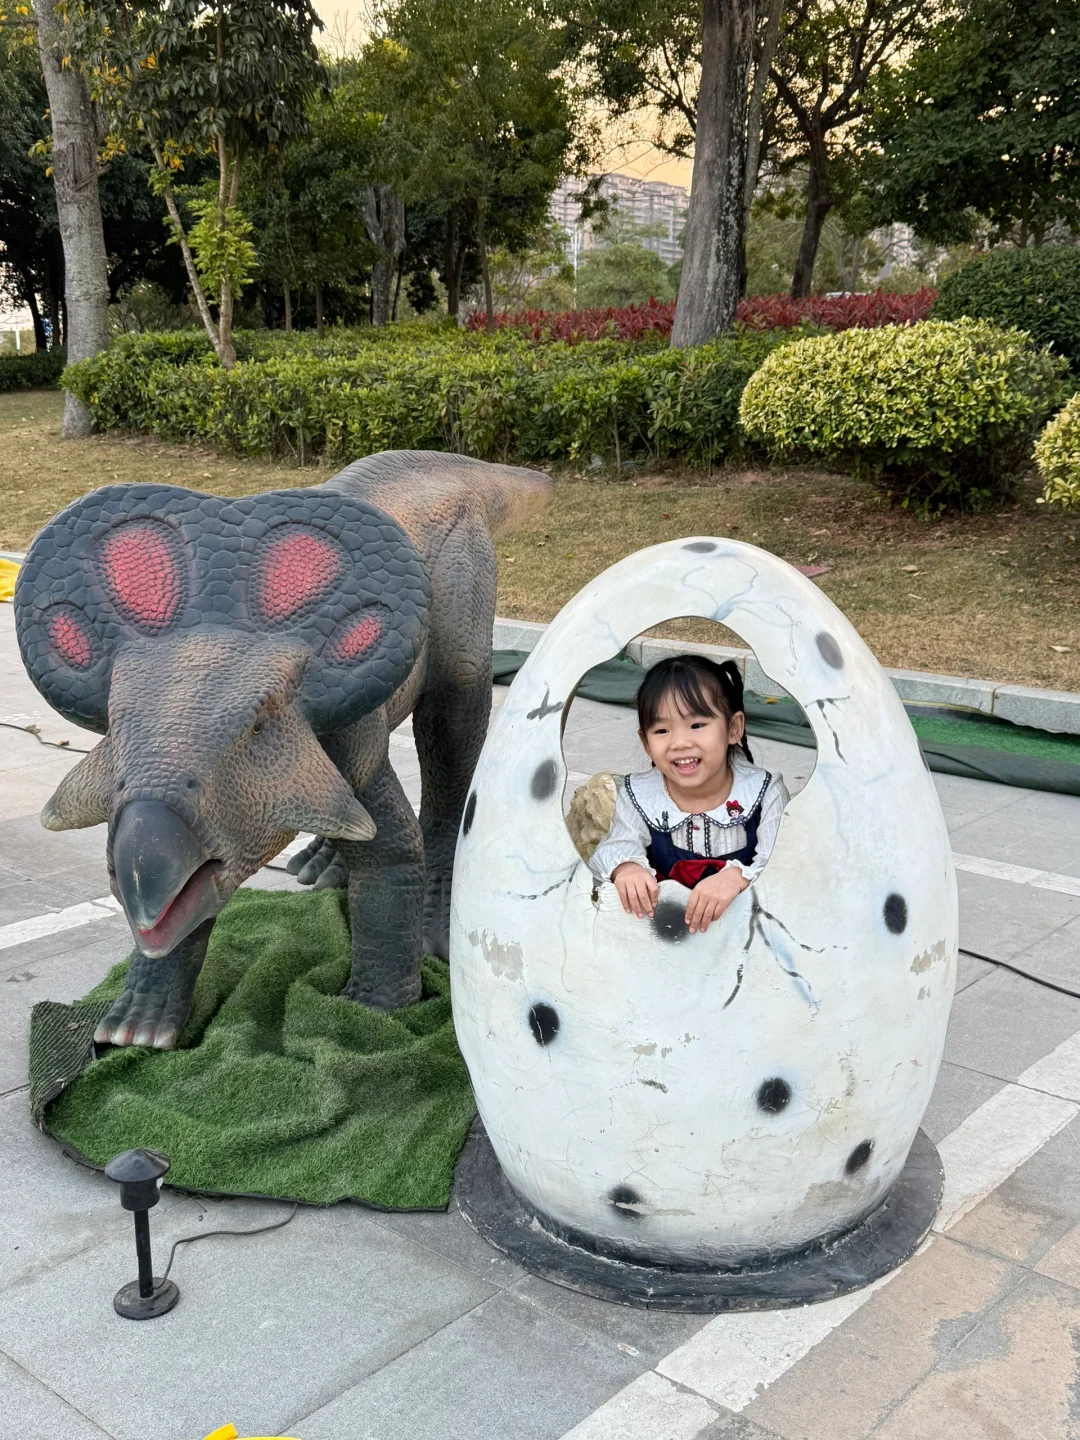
[1035,392,1080,509]
[935,247,1080,370]
[0,346,66,391]
[64,327,792,469]
[738,320,1067,510]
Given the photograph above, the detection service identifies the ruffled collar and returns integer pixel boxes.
[624,754,772,831]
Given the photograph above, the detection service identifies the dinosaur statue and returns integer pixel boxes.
[15,451,549,1049]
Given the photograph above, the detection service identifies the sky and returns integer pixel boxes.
[312,1,696,192]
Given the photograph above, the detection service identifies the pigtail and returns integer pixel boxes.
[716,659,754,764]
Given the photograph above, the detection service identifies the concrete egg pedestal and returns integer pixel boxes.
[450,539,954,1311]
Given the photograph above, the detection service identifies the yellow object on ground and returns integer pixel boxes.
[203,1428,302,1440]
[0,558,18,602]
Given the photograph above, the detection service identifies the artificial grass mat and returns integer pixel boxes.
[31,888,476,1209]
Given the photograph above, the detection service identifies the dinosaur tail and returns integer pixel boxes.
[321,450,551,541]
[469,459,552,537]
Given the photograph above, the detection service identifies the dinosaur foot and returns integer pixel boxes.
[94,929,208,1050]
[342,965,422,1011]
[287,836,348,889]
[422,871,452,961]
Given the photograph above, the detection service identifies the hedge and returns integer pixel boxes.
[738,319,1067,510]
[475,288,937,343]
[64,327,792,468]
[935,247,1080,370]
[1034,392,1080,509]
[0,346,66,391]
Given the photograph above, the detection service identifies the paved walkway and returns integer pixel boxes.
[3,598,1080,1440]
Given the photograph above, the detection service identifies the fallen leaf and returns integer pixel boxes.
[794,563,832,580]
[1050,644,1072,653]
[901,564,920,573]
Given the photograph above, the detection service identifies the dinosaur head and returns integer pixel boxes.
[16,484,430,956]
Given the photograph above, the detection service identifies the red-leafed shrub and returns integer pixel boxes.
[466,298,676,343]
[473,287,937,342]
[736,288,936,331]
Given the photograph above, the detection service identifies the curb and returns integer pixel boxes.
[4,546,1075,737]
[494,618,1080,738]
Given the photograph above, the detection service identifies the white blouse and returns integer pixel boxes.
[588,753,790,885]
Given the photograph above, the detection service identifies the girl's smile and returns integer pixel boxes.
[642,701,747,812]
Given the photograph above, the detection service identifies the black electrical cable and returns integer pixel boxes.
[154,1202,299,1293]
[0,718,93,753]
[959,946,1080,1001]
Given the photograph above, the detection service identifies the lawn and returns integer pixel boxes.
[3,389,1077,690]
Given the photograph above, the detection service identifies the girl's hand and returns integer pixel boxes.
[685,866,749,933]
[612,862,658,918]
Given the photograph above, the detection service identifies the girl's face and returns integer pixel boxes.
[640,695,746,796]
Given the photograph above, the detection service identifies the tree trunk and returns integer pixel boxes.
[743,0,784,231]
[671,0,757,346]
[314,276,324,338]
[477,200,494,334]
[362,184,406,327]
[790,128,833,298]
[391,252,403,322]
[34,0,110,435]
[444,212,460,318]
[155,153,222,358]
[283,282,293,331]
[212,135,240,368]
[26,288,48,351]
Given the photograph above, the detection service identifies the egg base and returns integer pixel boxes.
[455,1122,943,1312]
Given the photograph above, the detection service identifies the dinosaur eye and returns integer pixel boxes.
[251,722,263,736]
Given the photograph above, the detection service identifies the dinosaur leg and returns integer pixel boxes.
[93,918,214,1050]
[413,676,492,960]
[339,757,424,1009]
[287,836,348,889]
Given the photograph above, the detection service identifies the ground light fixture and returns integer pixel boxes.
[104,1147,179,1319]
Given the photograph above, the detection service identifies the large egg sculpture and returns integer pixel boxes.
[450,539,955,1308]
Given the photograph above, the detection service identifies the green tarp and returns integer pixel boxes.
[492,650,1080,798]
[31,888,475,1209]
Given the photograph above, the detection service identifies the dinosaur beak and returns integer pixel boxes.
[111,801,225,958]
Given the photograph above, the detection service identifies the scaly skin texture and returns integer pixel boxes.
[15,451,549,1047]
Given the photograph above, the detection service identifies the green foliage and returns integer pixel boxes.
[934,247,1080,371]
[739,319,1067,510]
[1034,393,1080,511]
[63,326,791,468]
[186,200,258,302]
[575,243,676,309]
[0,347,66,392]
[867,0,1080,246]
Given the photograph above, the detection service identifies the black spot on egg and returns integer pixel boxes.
[846,1140,874,1174]
[757,1077,791,1113]
[609,1184,643,1219]
[816,630,844,669]
[884,893,908,934]
[528,1002,559,1047]
[651,898,689,943]
[530,759,558,800]
[682,540,716,553]
[462,791,477,836]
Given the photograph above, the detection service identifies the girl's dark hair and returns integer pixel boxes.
[636,654,753,764]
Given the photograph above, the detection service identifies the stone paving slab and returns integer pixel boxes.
[4,598,1080,1439]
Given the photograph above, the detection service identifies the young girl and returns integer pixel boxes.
[589,654,790,934]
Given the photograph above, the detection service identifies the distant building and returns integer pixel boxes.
[550,174,689,269]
